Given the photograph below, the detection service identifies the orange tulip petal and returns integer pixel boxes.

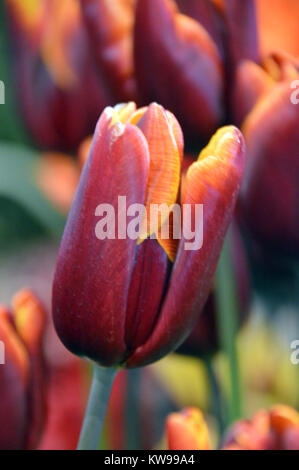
[270,405,299,436]
[36,152,79,214]
[137,103,181,241]
[166,408,211,450]
[12,290,46,354]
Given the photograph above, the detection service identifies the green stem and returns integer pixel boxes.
[215,234,242,424]
[125,368,142,450]
[77,365,117,450]
[205,355,226,434]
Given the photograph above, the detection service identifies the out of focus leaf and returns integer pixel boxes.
[0,1,31,144]
[0,143,66,238]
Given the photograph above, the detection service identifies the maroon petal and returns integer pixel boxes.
[128,126,245,367]
[125,239,169,355]
[134,0,224,140]
[53,108,150,366]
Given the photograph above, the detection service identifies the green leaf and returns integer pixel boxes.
[0,143,66,238]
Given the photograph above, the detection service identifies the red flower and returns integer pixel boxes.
[53,102,245,368]
[222,405,299,450]
[0,290,46,449]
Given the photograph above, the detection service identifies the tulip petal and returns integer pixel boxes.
[0,307,30,450]
[137,103,181,242]
[12,290,47,450]
[134,0,223,139]
[125,239,169,354]
[80,0,136,101]
[166,408,211,450]
[223,0,260,73]
[233,60,275,125]
[128,126,245,367]
[240,80,299,252]
[53,108,150,366]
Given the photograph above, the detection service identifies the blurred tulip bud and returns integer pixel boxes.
[134,0,224,141]
[0,307,29,450]
[178,221,250,357]
[53,102,245,368]
[239,66,299,254]
[222,405,299,450]
[222,0,259,74]
[7,0,108,150]
[174,0,224,56]
[0,290,46,449]
[36,152,80,214]
[166,407,211,450]
[233,52,299,124]
[80,0,137,103]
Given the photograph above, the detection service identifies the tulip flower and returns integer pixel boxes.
[52,101,244,448]
[133,0,260,142]
[222,405,299,450]
[6,0,109,150]
[134,0,224,141]
[166,408,211,450]
[237,58,299,254]
[52,101,245,368]
[166,405,299,450]
[0,289,46,450]
[80,0,137,103]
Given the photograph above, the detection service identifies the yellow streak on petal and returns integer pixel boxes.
[41,0,81,89]
[128,107,148,126]
[0,307,29,385]
[111,102,137,125]
[7,0,46,40]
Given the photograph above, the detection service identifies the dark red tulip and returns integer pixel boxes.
[7,0,109,151]
[222,0,260,73]
[53,102,245,368]
[178,221,250,357]
[134,0,224,141]
[174,0,224,56]
[238,64,299,254]
[0,290,46,450]
[80,0,137,103]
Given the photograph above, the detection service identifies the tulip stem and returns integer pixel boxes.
[77,365,117,450]
[205,355,226,434]
[215,234,242,424]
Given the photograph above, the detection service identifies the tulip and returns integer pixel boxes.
[165,405,299,450]
[0,289,46,450]
[237,59,299,254]
[52,101,245,369]
[80,0,137,103]
[134,0,224,141]
[133,0,260,142]
[222,405,299,450]
[6,0,109,150]
[174,0,224,56]
[166,407,211,450]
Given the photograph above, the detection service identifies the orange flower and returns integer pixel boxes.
[166,408,211,450]
[222,405,299,450]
